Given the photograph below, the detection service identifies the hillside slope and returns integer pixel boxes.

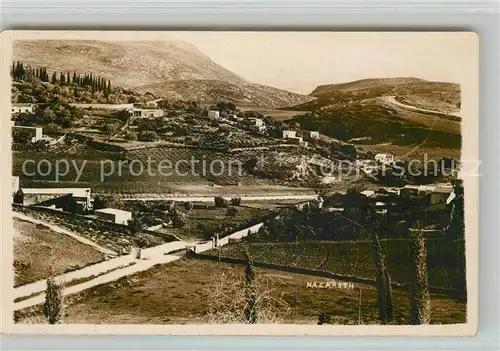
[13,40,313,108]
[297,77,460,113]
[285,78,462,149]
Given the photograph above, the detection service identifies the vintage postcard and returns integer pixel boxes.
[1,31,478,336]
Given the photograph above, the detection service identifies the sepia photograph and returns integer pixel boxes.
[1,31,478,336]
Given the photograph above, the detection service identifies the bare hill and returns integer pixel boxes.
[136,80,313,108]
[13,40,313,108]
[297,77,460,112]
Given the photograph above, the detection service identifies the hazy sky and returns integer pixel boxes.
[163,32,477,94]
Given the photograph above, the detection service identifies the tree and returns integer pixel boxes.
[93,194,125,211]
[128,216,144,233]
[243,248,258,324]
[409,221,431,324]
[43,277,64,324]
[369,226,393,323]
[138,131,159,142]
[230,197,242,206]
[205,264,290,324]
[214,195,228,208]
[13,189,24,205]
[226,206,239,217]
[51,72,57,84]
[171,209,187,228]
[184,201,194,211]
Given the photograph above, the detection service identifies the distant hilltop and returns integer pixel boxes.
[13,40,314,108]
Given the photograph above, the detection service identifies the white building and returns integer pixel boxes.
[11,103,34,114]
[248,118,264,127]
[360,190,375,198]
[94,208,132,225]
[12,126,43,142]
[132,108,164,118]
[12,176,19,194]
[304,130,320,139]
[374,153,395,165]
[282,130,297,139]
[208,110,220,119]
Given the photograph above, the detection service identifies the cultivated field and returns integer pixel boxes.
[13,206,173,254]
[127,202,272,241]
[13,217,105,286]
[15,258,466,325]
[206,239,466,291]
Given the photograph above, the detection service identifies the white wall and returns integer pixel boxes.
[137,241,187,259]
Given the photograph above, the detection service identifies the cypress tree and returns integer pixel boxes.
[369,224,393,323]
[51,72,57,84]
[409,221,431,325]
[73,71,77,85]
[43,277,64,324]
[243,248,258,324]
[60,72,66,85]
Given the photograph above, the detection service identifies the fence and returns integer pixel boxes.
[137,241,187,259]
[188,251,460,297]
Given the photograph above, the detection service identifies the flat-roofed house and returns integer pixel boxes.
[208,110,220,119]
[12,126,43,142]
[94,208,132,225]
[11,103,34,114]
[12,176,19,194]
[132,108,164,118]
[21,187,91,212]
[282,130,297,139]
[374,153,395,165]
[430,185,454,205]
[304,130,320,139]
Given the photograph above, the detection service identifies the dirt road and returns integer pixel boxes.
[384,96,463,119]
[13,222,264,310]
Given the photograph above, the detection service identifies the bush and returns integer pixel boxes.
[138,131,159,142]
[124,131,137,141]
[227,206,239,217]
[171,209,187,228]
[128,216,145,233]
[214,195,228,208]
[230,197,242,206]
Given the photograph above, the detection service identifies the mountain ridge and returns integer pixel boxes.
[13,40,313,108]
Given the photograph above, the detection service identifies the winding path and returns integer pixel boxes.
[383,95,463,119]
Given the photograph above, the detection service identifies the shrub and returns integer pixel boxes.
[171,209,187,228]
[230,197,242,206]
[138,131,159,142]
[214,195,228,208]
[124,131,138,141]
[127,216,145,233]
[226,206,239,217]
